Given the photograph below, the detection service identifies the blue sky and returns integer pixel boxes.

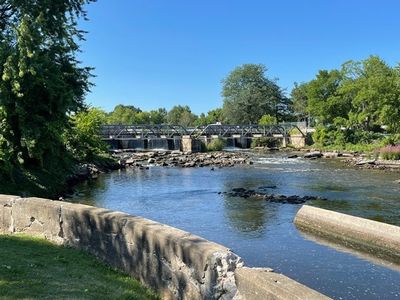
[79,0,400,114]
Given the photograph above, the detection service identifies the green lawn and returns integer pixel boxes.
[0,235,159,300]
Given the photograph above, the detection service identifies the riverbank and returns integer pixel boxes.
[296,148,400,172]
[0,154,124,200]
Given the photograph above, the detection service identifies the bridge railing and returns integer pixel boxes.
[99,124,189,139]
[189,124,305,137]
[99,123,305,139]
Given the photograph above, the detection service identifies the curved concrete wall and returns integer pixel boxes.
[0,195,329,299]
[295,205,400,263]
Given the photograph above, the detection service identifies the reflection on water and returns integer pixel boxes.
[299,231,400,273]
[71,152,400,299]
[223,196,280,237]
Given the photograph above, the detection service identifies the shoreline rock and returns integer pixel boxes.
[65,159,124,197]
[345,157,400,171]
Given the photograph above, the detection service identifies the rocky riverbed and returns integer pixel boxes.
[220,187,327,204]
[112,150,253,169]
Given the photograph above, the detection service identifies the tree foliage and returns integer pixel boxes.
[64,108,107,161]
[166,105,197,127]
[0,1,95,194]
[290,82,309,121]
[0,0,94,172]
[107,105,141,124]
[194,108,224,126]
[106,105,167,125]
[306,69,348,124]
[258,114,277,125]
[340,56,400,132]
[221,64,288,124]
[294,55,400,148]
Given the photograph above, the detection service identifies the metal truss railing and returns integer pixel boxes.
[99,123,305,139]
[99,124,189,139]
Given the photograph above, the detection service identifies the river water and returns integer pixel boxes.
[71,152,400,299]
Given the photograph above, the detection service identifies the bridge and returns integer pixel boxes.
[99,123,304,139]
[99,123,305,151]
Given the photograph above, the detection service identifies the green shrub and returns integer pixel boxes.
[383,134,400,146]
[251,137,279,148]
[64,108,108,162]
[258,114,277,125]
[206,138,226,151]
[312,125,385,150]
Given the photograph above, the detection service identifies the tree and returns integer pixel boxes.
[258,114,277,125]
[193,108,224,126]
[0,0,94,170]
[291,82,309,121]
[166,105,197,127]
[148,108,167,124]
[340,56,400,132]
[206,108,224,124]
[65,108,107,161]
[306,69,348,125]
[107,105,141,124]
[221,64,286,124]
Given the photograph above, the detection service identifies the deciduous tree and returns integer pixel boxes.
[221,64,286,124]
[0,0,94,170]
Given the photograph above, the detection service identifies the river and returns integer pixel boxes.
[71,152,400,299]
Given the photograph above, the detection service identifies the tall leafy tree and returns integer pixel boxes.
[194,108,224,126]
[221,64,286,124]
[291,82,309,121]
[340,56,400,132]
[107,105,141,124]
[0,0,94,169]
[306,69,348,125]
[148,108,167,124]
[166,105,197,127]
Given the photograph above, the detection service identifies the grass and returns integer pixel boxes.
[0,235,159,300]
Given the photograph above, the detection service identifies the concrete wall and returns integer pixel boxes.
[236,267,329,300]
[181,136,202,153]
[289,135,305,148]
[0,195,329,300]
[295,205,400,263]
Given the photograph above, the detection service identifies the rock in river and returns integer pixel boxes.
[304,151,323,159]
[222,187,326,204]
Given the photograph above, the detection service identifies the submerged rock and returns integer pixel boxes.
[222,187,326,204]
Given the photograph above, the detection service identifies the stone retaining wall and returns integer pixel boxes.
[289,135,306,148]
[295,205,400,263]
[0,195,329,299]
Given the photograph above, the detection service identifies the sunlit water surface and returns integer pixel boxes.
[71,152,400,299]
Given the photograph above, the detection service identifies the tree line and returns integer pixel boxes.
[291,55,400,148]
